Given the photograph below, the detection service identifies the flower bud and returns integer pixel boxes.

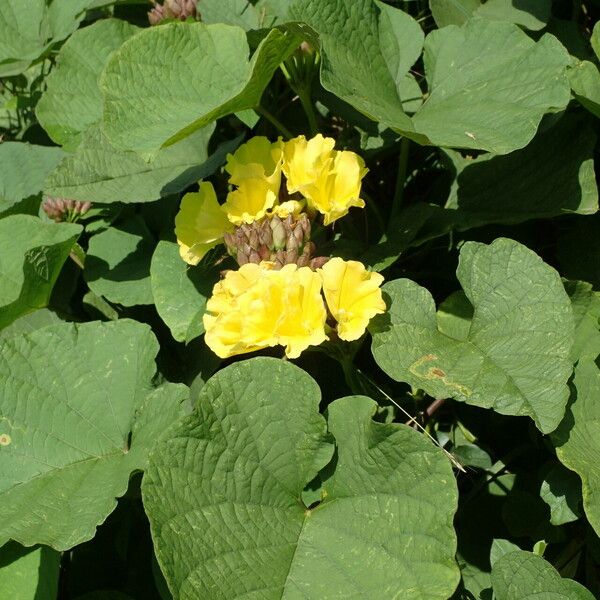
[42,197,91,223]
[270,216,287,250]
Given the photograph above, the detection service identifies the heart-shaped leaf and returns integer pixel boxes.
[101,23,301,156]
[0,320,189,550]
[370,238,574,433]
[491,550,594,599]
[143,357,459,599]
[36,19,139,148]
[0,216,82,330]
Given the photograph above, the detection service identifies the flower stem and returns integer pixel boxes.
[391,136,410,222]
[255,105,293,139]
[298,90,318,136]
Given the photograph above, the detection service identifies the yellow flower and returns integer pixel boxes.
[304,150,367,225]
[269,199,305,218]
[225,136,283,188]
[204,263,327,359]
[282,134,335,194]
[174,182,233,265]
[282,134,368,225]
[319,257,385,341]
[223,177,277,225]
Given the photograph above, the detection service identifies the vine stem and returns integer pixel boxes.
[255,105,293,139]
[391,136,410,222]
[297,90,318,136]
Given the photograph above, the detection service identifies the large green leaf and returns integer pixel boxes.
[199,0,262,29]
[292,1,570,154]
[85,217,155,307]
[289,0,419,136]
[44,124,236,204]
[0,320,189,550]
[566,280,600,362]
[143,357,459,599]
[0,542,60,600]
[569,60,600,119]
[150,240,219,343]
[101,23,301,156]
[0,216,81,330]
[36,19,139,148]
[413,18,571,154]
[553,359,600,536]
[443,113,598,228]
[430,0,552,30]
[0,0,104,77]
[370,238,574,434]
[491,550,594,599]
[0,143,64,216]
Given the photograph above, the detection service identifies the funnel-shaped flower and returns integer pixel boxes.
[224,178,278,225]
[225,136,283,188]
[319,257,385,341]
[282,134,335,194]
[204,263,327,358]
[175,182,233,265]
[305,150,367,225]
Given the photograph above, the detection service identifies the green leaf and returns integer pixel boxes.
[150,240,219,343]
[85,217,155,307]
[475,0,552,31]
[0,0,100,77]
[0,542,60,600]
[0,320,189,550]
[101,23,301,156]
[443,113,598,229]
[143,357,459,599]
[370,238,574,434]
[569,60,600,119]
[553,359,600,536]
[0,309,63,341]
[44,124,235,204]
[289,0,419,135]
[429,0,479,28]
[0,143,64,216]
[293,2,570,153]
[565,280,600,362]
[36,19,139,149]
[199,0,261,29]
[0,216,81,330]
[413,19,571,154]
[430,0,552,30]
[540,464,582,526]
[491,550,594,599]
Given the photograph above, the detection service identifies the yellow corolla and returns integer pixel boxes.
[305,150,367,225]
[319,257,386,341]
[282,134,367,225]
[225,136,283,188]
[223,177,278,225]
[204,263,328,359]
[174,181,233,265]
[282,134,336,194]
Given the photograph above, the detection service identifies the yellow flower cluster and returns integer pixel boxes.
[204,258,385,359]
[174,134,367,265]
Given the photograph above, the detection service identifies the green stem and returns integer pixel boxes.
[391,136,410,222]
[298,90,318,136]
[255,105,293,139]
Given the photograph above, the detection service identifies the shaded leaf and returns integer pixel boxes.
[143,357,459,599]
[491,550,594,599]
[101,23,300,156]
[0,320,189,550]
[0,216,81,330]
[565,280,600,362]
[36,19,139,148]
[0,143,64,216]
[569,60,600,119]
[553,359,600,536]
[443,113,598,228]
[540,464,582,526]
[85,217,155,307]
[150,240,219,343]
[44,124,236,204]
[370,238,574,433]
[0,542,60,600]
